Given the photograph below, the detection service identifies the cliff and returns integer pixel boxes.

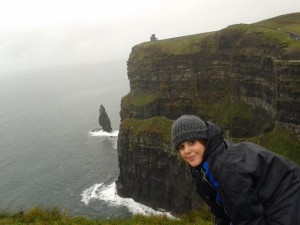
[116,117,202,213]
[117,13,300,214]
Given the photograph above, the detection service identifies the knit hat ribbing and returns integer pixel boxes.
[172,115,208,150]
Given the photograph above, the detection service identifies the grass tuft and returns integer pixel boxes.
[0,207,214,225]
[121,117,173,143]
[122,94,157,107]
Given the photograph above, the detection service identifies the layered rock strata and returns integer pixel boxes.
[117,14,300,214]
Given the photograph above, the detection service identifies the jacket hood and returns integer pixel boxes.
[202,121,225,164]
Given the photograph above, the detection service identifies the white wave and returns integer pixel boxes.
[89,129,119,137]
[81,182,175,218]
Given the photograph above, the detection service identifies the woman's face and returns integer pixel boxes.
[178,140,206,167]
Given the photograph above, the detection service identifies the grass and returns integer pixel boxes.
[0,207,214,225]
[120,117,173,144]
[228,13,300,52]
[206,96,254,127]
[122,94,157,107]
[129,31,216,60]
[255,12,300,34]
[130,12,300,61]
[133,32,214,56]
[231,126,300,165]
[198,96,300,165]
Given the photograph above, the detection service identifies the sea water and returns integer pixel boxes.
[0,62,173,219]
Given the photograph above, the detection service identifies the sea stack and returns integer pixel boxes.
[99,104,112,132]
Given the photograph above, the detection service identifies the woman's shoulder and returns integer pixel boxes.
[212,141,264,175]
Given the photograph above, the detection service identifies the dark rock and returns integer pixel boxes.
[99,104,112,132]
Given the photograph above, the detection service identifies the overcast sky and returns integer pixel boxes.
[0,0,299,74]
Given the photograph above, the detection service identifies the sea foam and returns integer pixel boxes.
[89,129,118,149]
[81,182,174,218]
[89,129,119,137]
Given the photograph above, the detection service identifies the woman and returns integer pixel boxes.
[172,115,300,225]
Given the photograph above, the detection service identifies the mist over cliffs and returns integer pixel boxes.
[116,13,300,214]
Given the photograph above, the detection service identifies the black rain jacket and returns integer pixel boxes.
[191,122,300,225]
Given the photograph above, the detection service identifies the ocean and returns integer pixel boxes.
[0,62,173,219]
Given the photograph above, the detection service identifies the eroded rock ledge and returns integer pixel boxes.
[117,13,300,214]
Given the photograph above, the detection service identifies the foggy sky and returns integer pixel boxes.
[0,0,299,74]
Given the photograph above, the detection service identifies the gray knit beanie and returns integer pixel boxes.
[172,115,208,150]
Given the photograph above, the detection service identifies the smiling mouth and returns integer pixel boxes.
[188,155,196,161]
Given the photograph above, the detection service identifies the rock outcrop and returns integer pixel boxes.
[99,104,112,132]
[116,117,202,214]
[117,13,300,214]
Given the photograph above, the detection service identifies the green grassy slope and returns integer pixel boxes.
[130,12,300,59]
[0,207,213,225]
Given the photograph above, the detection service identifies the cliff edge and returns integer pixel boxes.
[117,13,300,214]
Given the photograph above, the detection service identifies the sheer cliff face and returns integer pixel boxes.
[117,17,300,214]
[116,117,201,214]
[122,27,300,137]
[276,60,300,135]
